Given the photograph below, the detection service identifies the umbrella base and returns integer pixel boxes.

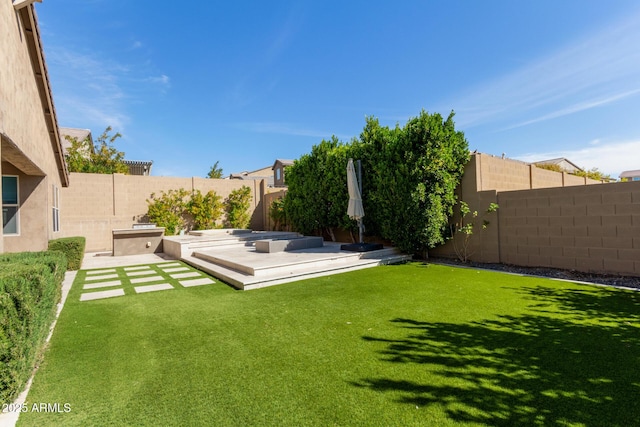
[340,242,383,252]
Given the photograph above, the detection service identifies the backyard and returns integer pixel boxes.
[17,262,640,426]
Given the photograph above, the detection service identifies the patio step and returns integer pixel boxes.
[184,245,410,290]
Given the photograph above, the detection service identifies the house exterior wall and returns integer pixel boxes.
[432,154,640,276]
[60,173,265,251]
[1,3,66,252]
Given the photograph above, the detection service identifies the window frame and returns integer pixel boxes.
[52,183,60,232]
[2,175,20,236]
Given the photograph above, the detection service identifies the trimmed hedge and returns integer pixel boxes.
[0,251,67,404]
[48,236,85,270]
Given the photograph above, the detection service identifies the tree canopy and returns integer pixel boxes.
[284,110,470,255]
[65,126,128,174]
[207,161,224,179]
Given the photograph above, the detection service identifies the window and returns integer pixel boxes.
[276,167,281,181]
[633,177,640,182]
[52,184,60,232]
[2,176,19,235]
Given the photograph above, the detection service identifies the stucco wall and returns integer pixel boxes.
[61,173,265,251]
[1,3,65,252]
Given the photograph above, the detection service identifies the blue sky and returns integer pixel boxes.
[36,1,640,178]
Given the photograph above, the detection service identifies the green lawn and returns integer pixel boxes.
[17,263,640,426]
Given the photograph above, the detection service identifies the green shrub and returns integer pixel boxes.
[146,189,190,235]
[284,110,469,254]
[48,236,85,271]
[225,186,252,229]
[0,251,66,404]
[269,197,287,231]
[0,251,67,283]
[187,189,223,230]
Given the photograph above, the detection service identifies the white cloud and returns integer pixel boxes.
[515,139,640,178]
[146,74,171,88]
[46,46,169,131]
[451,8,640,129]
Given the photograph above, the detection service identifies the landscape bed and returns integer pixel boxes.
[16,263,640,426]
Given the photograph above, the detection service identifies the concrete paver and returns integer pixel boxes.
[126,270,157,277]
[123,266,152,271]
[134,283,174,293]
[80,289,126,301]
[130,275,164,284]
[83,280,122,290]
[158,262,182,268]
[170,272,201,279]
[163,267,189,273]
[179,277,215,287]
[84,273,119,281]
[86,268,117,275]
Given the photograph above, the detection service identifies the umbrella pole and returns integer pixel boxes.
[357,160,364,244]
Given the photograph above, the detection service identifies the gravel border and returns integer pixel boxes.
[428,257,640,291]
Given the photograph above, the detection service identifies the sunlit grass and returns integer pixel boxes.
[18,263,640,426]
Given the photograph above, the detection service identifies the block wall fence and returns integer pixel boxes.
[60,173,266,252]
[432,154,640,276]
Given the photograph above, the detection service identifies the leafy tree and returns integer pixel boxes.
[269,198,287,231]
[574,167,611,182]
[146,189,189,235]
[187,190,223,230]
[284,137,358,241]
[451,201,499,263]
[225,186,252,228]
[284,110,470,255]
[535,164,611,182]
[207,161,224,179]
[65,126,129,174]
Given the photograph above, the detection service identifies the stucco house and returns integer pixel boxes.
[1,0,69,253]
[59,127,92,156]
[229,165,274,186]
[533,158,583,174]
[620,170,640,182]
[272,159,294,187]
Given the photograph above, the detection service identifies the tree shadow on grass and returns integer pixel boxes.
[353,286,640,426]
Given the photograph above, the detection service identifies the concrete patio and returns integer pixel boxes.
[79,230,410,291]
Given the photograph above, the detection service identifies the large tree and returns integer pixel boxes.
[284,110,470,255]
[65,126,128,174]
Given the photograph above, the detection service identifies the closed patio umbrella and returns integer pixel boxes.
[341,159,383,252]
[347,158,364,222]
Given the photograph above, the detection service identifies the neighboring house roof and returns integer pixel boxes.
[17,3,69,186]
[272,159,294,169]
[620,170,640,178]
[59,127,92,154]
[229,168,274,187]
[534,158,583,173]
[123,160,153,176]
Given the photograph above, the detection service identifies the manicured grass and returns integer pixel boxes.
[77,261,214,300]
[17,263,640,426]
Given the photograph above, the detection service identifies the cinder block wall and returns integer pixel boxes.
[61,173,265,251]
[498,181,640,275]
[475,153,602,191]
[432,154,639,276]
